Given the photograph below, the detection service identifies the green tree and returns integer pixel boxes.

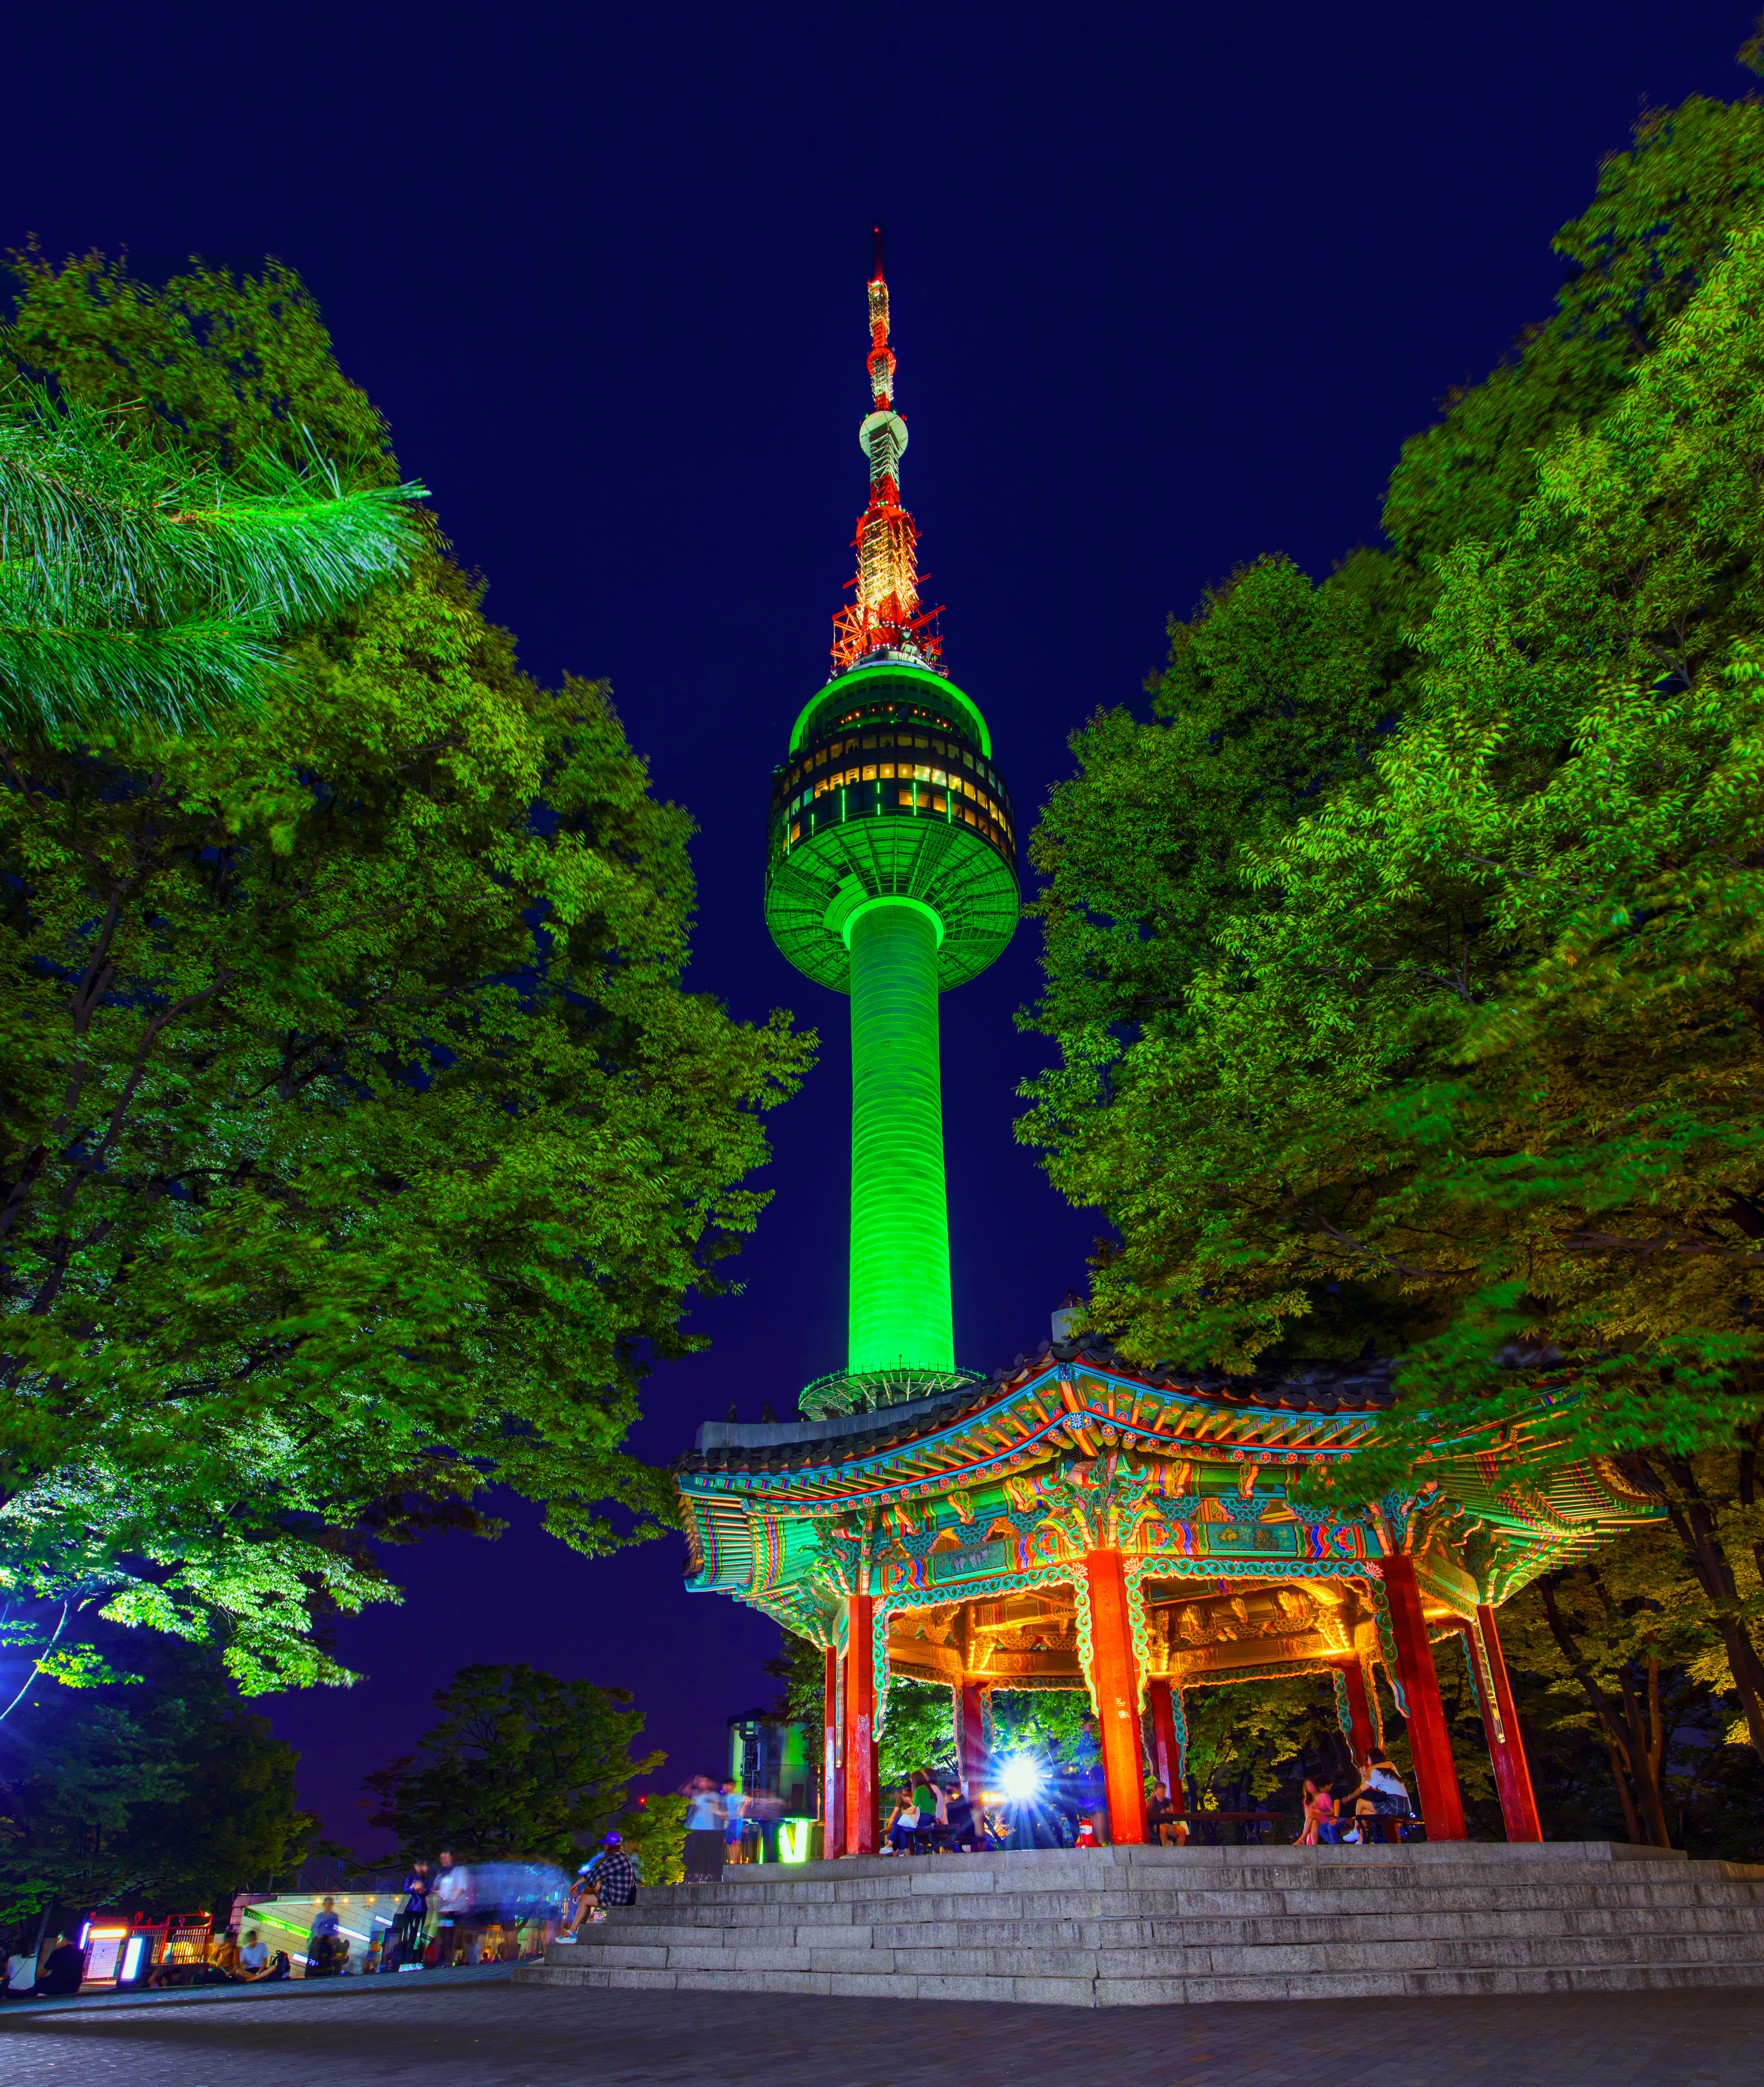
[1019,59,1764,1779]
[878,1679,956,1788]
[0,1624,321,1924]
[361,1662,663,1863]
[0,256,813,1688]
[1,380,424,739]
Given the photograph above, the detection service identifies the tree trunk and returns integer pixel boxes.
[1616,1663,1673,1850]
[1603,1738,1644,1843]
[1642,1456,1764,1769]
[1538,1576,1671,1846]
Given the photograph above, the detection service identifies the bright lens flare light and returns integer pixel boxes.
[997,1754,1044,1803]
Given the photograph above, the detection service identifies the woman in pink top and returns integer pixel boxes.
[1298,1778,1337,1845]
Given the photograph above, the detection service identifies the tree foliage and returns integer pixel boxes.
[1022,75,1764,1487]
[0,380,425,739]
[0,1617,321,1924]
[0,254,813,1690]
[361,1662,663,1864]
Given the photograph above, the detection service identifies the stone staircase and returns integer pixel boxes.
[514,1842,1764,2006]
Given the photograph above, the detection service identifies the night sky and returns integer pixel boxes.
[4,3,1750,1850]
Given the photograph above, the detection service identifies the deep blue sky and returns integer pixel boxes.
[4,2,1751,1848]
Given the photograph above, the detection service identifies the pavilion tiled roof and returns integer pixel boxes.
[675,1335,1399,1477]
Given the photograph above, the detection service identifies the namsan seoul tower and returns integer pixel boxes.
[765,231,1017,1418]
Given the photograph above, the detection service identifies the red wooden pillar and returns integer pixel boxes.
[1380,1555,1466,1840]
[843,1593,878,1855]
[1148,1678,1185,1810]
[822,1643,845,1859]
[1083,1549,1148,1845]
[957,1683,988,1797]
[1475,1605,1543,1843]
[1338,1658,1376,1762]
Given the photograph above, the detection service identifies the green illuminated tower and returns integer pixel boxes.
[766,233,1016,1418]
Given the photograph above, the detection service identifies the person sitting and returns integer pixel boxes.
[1347,1750,1412,1840]
[235,1929,291,1982]
[148,1957,238,1989]
[1298,1777,1338,1845]
[308,1896,345,1976]
[940,1780,979,1851]
[1147,1789,1189,1846]
[906,1768,945,1847]
[588,1831,642,1908]
[882,1783,918,1853]
[6,1939,40,2001]
[30,1936,83,1998]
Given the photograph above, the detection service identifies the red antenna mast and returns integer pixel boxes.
[831,231,943,671]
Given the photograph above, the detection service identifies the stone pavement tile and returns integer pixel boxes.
[1,1975,1762,2086]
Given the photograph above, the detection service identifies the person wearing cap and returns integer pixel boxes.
[584,1831,641,1908]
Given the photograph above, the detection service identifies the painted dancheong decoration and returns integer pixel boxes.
[686,243,1664,1858]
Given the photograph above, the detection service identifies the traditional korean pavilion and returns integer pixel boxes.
[684,239,1664,1856]
[677,1331,1664,1854]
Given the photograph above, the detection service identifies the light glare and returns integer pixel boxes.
[997,1754,1044,1802]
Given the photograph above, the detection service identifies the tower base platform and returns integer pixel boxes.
[514,1842,1764,2007]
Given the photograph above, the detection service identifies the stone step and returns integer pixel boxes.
[640,1864,1743,1911]
[597,1887,1761,1928]
[551,1916,1764,1975]
[555,1898,1764,1961]
[623,1875,1764,1920]
[517,1954,1764,2006]
[651,1845,1702,1896]
[515,1844,1764,2009]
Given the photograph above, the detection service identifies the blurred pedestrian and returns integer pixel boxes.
[682,1774,725,1884]
[432,1849,470,1966]
[721,1779,747,1864]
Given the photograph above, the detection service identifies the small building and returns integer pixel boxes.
[726,1708,818,1863]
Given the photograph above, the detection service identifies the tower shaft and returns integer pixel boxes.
[848,901,951,1373]
[763,234,1016,1419]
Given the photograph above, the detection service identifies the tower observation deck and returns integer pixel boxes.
[765,233,1016,1417]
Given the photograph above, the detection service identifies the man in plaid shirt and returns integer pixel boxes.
[586,1832,641,1907]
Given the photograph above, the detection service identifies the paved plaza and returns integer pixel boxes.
[2,1975,1762,2085]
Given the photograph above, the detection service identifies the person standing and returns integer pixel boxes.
[1061,1713,1109,1844]
[431,1850,470,1967]
[721,1779,747,1866]
[682,1776,725,1884]
[385,1860,430,1971]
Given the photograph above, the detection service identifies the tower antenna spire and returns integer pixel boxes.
[832,231,940,669]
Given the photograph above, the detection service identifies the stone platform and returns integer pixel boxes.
[513,1842,1764,2007]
